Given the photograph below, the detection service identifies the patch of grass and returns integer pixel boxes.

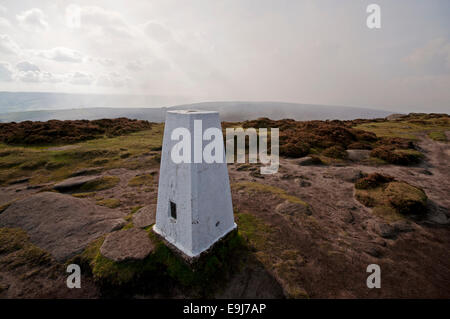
[80,176,120,192]
[0,124,164,185]
[355,114,450,141]
[236,213,273,250]
[232,181,308,206]
[72,192,96,198]
[96,198,121,208]
[428,131,447,142]
[128,174,153,187]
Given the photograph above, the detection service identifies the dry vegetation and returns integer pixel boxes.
[0,118,152,145]
[223,112,449,165]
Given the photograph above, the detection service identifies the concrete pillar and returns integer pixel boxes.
[153,110,236,258]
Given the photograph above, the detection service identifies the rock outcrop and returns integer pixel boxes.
[0,192,125,261]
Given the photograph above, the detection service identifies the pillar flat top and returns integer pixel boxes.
[167,109,218,115]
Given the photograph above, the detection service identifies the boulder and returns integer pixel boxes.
[100,228,154,262]
[132,205,156,228]
[53,175,101,192]
[346,149,370,162]
[332,168,365,183]
[0,192,125,261]
[375,223,398,239]
[297,157,314,166]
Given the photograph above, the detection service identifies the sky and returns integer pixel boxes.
[0,0,449,112]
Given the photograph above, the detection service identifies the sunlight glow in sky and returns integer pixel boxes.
[0,0,449,112]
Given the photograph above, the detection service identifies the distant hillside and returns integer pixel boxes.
[0,98,392,123]
[0,91,192,113]
[171,101,391,121]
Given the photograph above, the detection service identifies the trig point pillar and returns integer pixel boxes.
[153,110,236,258]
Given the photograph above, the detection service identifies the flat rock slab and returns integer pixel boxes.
[100,228,154,262]
[297,157,315,166]
[346,149,370,162]
[53,175,101,192]
[330,168,364,183]
[132,205,156,228]
[0,192,125,261]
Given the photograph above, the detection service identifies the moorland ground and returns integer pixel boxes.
[0,113,449,298]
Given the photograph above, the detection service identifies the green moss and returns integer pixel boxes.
[236,213,273,250]
[96,198,121,208]
[72,192,96,198]
[0,228,52,268]
[355,178,428,219]
[384,182,427,214]
[80,176,120,191]
[131,205,143,214]
[76,228,245,294]
[0,124,164,185]
[128,174,153,187]
[121,222,134,230]
[428,131,447,142]
[232,182,308,206]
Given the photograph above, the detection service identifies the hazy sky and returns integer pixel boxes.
[0,0,449,112]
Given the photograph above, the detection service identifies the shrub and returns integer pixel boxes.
[370,146,423,165]
[280,142,310,158]
[0,118,153,146]
[322,146,348,159]
[384,182,427,214]
[355,173,394,190]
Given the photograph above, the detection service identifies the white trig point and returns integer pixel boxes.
[153,110,236,258]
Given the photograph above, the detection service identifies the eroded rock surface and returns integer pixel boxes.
[133,205,156,228]
[0,192,125,261]
[100,228,154,262]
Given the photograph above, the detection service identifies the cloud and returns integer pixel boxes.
[93,57,115,67]
[0,17,11,29]
[0,5,6,15]
[404,38,450,74]
[97,72,130,87]
[34,47,85,63]
[16,61,40,72]
[68,72,94,85]
[17,70,64,83]
[66,5,134,38]
[17,8,49,31]
[126,60,144,72]
[0,61,13,81]
[0,34,20,55]
[143,22,172,43]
